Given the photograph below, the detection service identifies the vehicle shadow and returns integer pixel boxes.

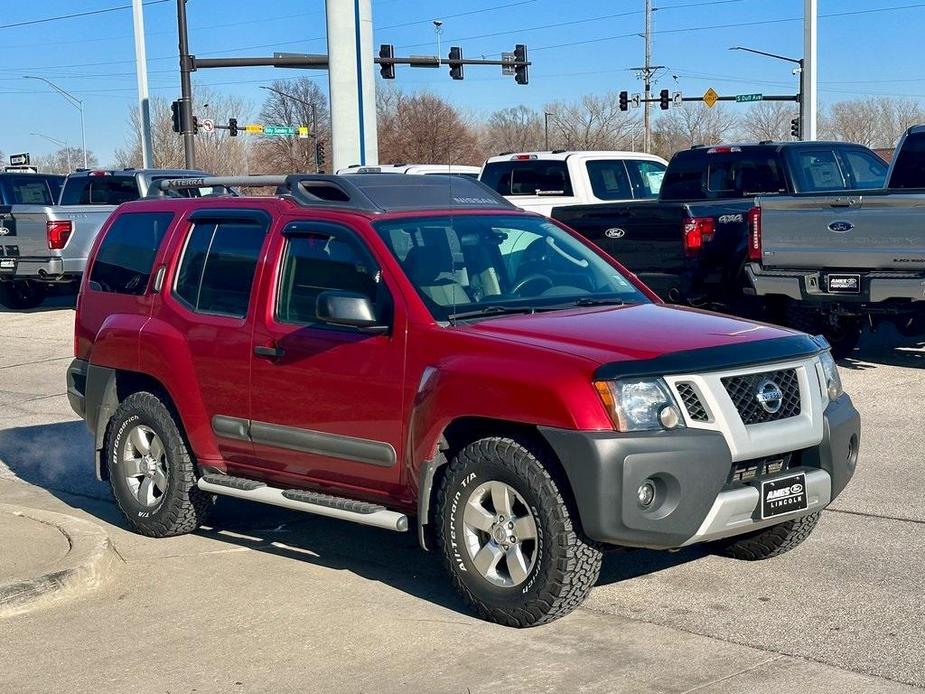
[840,324,924,370]
[0,291,77,314]
[0,420,701,618]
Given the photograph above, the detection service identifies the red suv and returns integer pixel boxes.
[67,174,860,627]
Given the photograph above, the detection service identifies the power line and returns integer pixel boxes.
[0,0,169,30]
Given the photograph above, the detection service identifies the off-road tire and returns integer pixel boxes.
[711,512,820,560]
[106,391,213,537]
[0,280,46,310]
[784,304,861,360]
[436,436,602,627]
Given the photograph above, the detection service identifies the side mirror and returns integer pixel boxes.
[316,290,387,332]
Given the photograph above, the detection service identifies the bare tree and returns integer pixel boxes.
[480,105,544,155]
[251,77,330,174]
[377,90,479,165]
[33,147,98,174]
[820,96,925,148]
[651,103,739,159]
[739,101,798,141]
[543,93,641,151]
[114,89,252,175]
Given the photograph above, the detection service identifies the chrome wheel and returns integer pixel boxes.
[462,480,538,588]
[121,424,168,508]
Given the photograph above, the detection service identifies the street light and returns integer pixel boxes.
[729,46,804,139]
[30,132,71,172]
[23,76,88,168]
[259,85,320,172]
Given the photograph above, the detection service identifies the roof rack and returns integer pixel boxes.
[151,173,515,214]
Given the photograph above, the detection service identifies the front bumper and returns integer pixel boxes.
[745,263,925,306]
[540,394,860,550]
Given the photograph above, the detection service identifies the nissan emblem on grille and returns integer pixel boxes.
[755,378,784,414]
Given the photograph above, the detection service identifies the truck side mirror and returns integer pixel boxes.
[316,291,388,333]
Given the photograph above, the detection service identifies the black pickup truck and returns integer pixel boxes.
[552,141,888,314]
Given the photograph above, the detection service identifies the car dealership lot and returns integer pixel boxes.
[0,300,922,693]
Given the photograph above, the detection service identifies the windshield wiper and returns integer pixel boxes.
[447,305,539,322]
[569,297,626,307]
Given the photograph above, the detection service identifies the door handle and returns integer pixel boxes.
[829,198,858,208]
[254,345,285,359]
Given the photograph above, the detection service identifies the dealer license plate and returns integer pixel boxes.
[761,472,808,519]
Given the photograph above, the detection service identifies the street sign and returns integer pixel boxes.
[735,93,763,103]
[672,91,683,106]
[501,52,515,76]
[245,124,264,135]
[298,126,310,139]
[9,153,29,166]
[264,125,297,136]
[702,88,719,108]
[200,118,215,134]
[631,93,641,108]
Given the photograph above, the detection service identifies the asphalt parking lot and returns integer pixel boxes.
[0,297,922,693]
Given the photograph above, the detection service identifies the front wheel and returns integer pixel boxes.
[436,437,602,627]
[0,280,46,310]
[711,512,820,560]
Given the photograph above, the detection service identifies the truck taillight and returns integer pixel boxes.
[682,217,715,256]
[47,220,73,250]
[747,206,762,261]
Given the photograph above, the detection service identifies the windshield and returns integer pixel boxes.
[373,214,648,322]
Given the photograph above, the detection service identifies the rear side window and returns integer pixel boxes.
[6,176,59,205]
[625,160,666,198]
[585,161,633,200]
[174,219,266,318]
[841,149,887,189]
[480,161,573,196]
[888,133,925,189]
[89,212,174,295]
[787,149,847,192]
[661,150,785,200]
[61,176,140,205]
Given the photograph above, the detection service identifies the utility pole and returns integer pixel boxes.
[544,112,554,150]
[132,0,155,168]
[176,0,196,168]
[803,0,817,140]
[643,0,652,153]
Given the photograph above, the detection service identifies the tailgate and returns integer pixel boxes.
[46,206,117,263]
[1,205,57,261]
[757,193,925,271]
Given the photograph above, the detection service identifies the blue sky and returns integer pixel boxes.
[0,0,921,165]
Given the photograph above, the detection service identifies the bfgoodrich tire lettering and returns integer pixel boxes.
[711,511,820,560]
[436,436,602,627]
[106,391,213,537]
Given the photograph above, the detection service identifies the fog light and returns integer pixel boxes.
[637,480,656,507]
[658,405,681,429]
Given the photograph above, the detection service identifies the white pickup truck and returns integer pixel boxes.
[479,151,668,216]
[0,168,218,309]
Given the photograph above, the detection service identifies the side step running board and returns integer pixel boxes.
[198,474,408,532]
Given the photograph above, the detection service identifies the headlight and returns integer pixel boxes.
[818,351,843,401]
[594,378,685,432]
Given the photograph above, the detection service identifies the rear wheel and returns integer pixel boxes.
[106,391,213,537]
[711,512,820,560]
[436,436,602,627]
[0,280,46,310]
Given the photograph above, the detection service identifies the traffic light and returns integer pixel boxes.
[448,46,464,80]
[191,115,199,134]
[315,140,325,170]
[228,118,238,137]
[659,89,670,110]
[619,91,628,112]
[790,117,801,139]
[514,44,528,85]
[379,44,395,79]
[171,100,181,133]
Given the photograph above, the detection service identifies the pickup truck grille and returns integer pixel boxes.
[676,382,709,422]
[721,368,801,425]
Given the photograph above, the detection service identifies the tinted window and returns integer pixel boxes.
[661,150,786,200]
[585,161,632,200]
[89,212,174,295]
[481,161,573,196]
[6,176,61,204]
[626,160,666,198]
[174,220,265,317]
[788,149,847,191]
[840,149,888,189]
[277,223,385,325]
[61,176,140,205]
[888,133,925,189]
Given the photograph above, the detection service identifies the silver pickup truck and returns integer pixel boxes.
[746,126,925,357]
[0,168,216,309]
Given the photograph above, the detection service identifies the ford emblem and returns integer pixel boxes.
[604,228,626,239]
[827,220,854,233]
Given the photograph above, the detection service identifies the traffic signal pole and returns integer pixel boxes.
[176,0,196,168]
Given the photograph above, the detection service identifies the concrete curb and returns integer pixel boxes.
[0,503,119,618]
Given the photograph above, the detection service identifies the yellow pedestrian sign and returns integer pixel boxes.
[244,124,264,134]
[702,88,719,108]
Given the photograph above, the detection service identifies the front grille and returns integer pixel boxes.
[722,368,801,425]
[728,452,793,484]
[676,382,709,422]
